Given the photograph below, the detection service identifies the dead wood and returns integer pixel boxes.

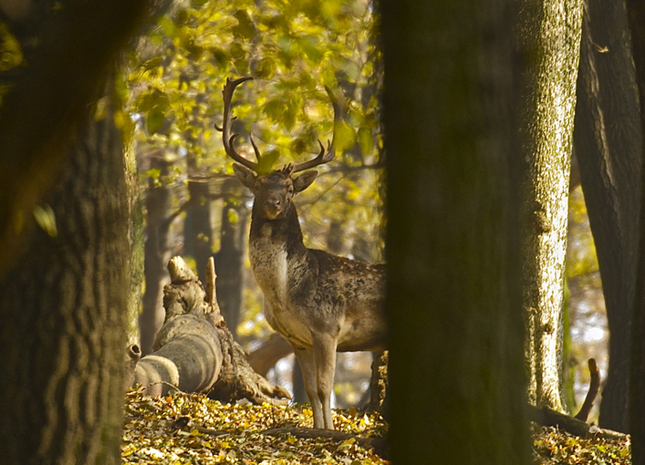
[574,358,600,421]
[529,358,624,439]
[262,427,388,458]
[365,351,388,414]
[529,405,627,440]
[131,256,289,405]
[247,332,294,376]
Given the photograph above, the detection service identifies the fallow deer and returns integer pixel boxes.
[218,77,386,429]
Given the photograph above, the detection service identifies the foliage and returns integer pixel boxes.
[122,390,388,464]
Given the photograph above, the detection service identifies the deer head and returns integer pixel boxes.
[216,77,338,220]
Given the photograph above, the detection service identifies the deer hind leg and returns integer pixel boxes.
[312,332,338,430]
[294,347,324,428]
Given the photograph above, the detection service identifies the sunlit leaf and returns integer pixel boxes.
[33,205,57,238]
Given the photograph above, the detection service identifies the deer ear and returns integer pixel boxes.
[293,170,318,193]
[233,163,257,190]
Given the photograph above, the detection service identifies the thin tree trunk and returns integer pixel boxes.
[573,0,641,432]
[0,106,129,465]
[381,0,530,463]
[185,166,212,284]
[125,142,145,346]
[519,0,584,413]
[140,155,172,355]
[214,179,247,337]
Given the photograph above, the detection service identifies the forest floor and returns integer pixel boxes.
[122,390,631,464]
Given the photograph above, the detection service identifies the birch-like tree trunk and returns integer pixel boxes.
[519,0,584,412]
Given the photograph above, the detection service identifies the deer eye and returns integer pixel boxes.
[287,186,294,195]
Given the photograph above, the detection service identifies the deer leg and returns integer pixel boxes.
[294,347,324,428]
[311,332,337,430]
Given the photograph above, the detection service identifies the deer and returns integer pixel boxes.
[217,77,386,430]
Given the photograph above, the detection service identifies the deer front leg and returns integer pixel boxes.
[311,332,338,430]
[294,347,324,428]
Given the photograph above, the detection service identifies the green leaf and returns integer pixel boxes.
[233,10,255,40]
[33,205,57,238]
[147,106,166,134]
[158,16,179,39]
[357,127,373,155]
[254,57,276,79]
[0,23,24,72]
[335,120,355,152]
[256,149,281,174]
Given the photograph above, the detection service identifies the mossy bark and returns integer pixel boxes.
[382,1,530,463]
[518,0,584,413]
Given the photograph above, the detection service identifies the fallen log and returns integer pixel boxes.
[130,256,289,405]
[529,358,626,440]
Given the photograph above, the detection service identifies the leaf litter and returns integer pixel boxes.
[122,390,632,464]
[122,390,388,464]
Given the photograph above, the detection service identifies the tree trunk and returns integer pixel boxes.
[214,179,247,337]
[125,142,146,346]
[139,154,172,355]
[0,106,130,465]
[381,0,530,463]
[0,0,146,279]
[573,0,641,432]
[519,0,584,413]
[185,155,213,284]
[626,0,645,461]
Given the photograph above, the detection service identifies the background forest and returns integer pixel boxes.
[125,0,385,408]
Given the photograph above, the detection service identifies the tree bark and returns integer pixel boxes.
[381,0,530,463]
[519,0,584,413]
[185,154,213,284]
[0,0,146,279]
[125,142,145,346]
[139,154,172,355]
[626,0,645,461]
[0,106,130,465]
[573,0,641,432]
[214,179,248,337]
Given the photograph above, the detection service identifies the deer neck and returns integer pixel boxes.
[248,202,308,309]
[249,202,307,257]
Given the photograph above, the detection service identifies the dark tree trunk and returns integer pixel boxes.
[381,0,530,463]
[0,107,129,465]
[573,0,641,433]
[185,155,213,284]
[0,0,146,278]
[214,180,247,337]
[626,0,645,461]
[139,155,172,355]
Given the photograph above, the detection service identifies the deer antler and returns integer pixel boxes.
[216,76,257,171]
[292,86,340,173]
